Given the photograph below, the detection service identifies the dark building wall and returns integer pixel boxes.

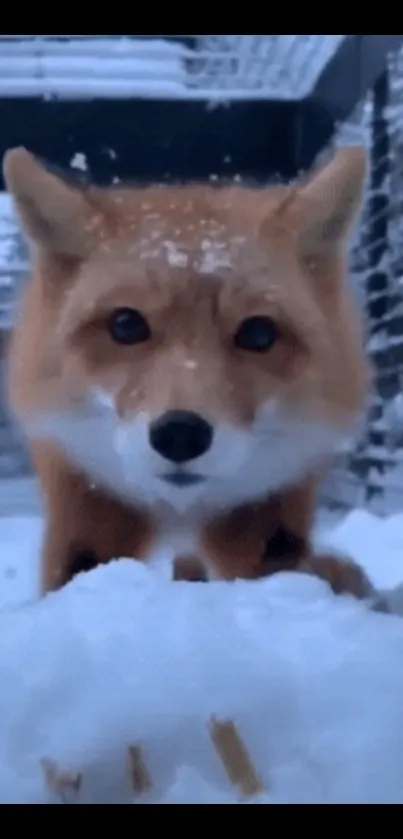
[0,96,335,189]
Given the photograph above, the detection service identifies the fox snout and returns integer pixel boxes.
[149,410,213,464]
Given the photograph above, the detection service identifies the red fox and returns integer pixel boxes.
[3,146,374,598]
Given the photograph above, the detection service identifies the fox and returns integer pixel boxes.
[3,145,375,599]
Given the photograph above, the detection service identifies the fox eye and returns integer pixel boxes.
[234,316,279,353]
[108,308,151,345]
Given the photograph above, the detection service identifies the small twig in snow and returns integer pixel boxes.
[127,745,153,797]
[209,716,264,798]
[41,758,82,804]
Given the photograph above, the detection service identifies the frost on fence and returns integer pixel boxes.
[0,193,29,332]
[0,195,30,478]
[323,49,403,513]
[188,35,345,99]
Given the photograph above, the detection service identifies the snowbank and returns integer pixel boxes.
[1,551,403,804]
[317,507,403,591]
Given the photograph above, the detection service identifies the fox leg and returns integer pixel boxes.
[273,478,375,599]
[41,488,153,595]
[32,443,153,595]
[203,474,374,600]
[202,476,319,580]
[298,551,375,600]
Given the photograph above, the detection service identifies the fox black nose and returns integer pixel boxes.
[149,410,213,464]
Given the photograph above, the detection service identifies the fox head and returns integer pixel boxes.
[4,147,369,513]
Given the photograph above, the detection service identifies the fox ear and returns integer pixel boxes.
[295,147,367,253]
[3,147,102,257]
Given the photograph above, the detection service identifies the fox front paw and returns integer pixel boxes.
[299,551,375,600]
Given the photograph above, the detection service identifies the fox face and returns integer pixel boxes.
[4,148,369,514]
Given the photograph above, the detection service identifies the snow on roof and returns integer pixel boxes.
[0,35,345,101]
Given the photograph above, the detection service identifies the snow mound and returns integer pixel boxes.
[1,558,403,804]
[318,508,403,591]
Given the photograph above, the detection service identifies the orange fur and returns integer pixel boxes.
[3,146,372,597]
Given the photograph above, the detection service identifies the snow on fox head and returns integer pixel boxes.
[4,147,369,514]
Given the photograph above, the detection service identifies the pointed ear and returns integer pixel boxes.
[295,147,367,254]
[2,147,103,257]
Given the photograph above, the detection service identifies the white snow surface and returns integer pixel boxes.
[0,509,403,803]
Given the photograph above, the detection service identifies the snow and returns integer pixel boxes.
[0,507,403,803]
[0,35,345,101]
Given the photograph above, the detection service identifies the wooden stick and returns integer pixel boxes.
[40,721,262,804]
[127,745,153,796]
[209,717,264,798]
[41,758,82,804]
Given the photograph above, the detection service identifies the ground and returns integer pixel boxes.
[0,499,403,804]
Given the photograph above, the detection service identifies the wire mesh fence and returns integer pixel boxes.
[322,49,403,514]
